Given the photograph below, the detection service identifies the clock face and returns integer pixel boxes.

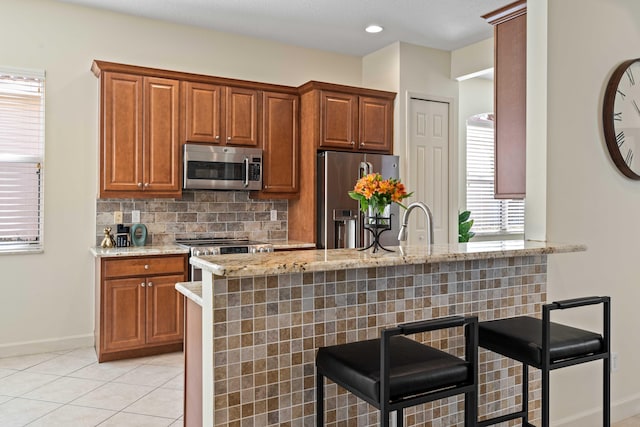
[604,58,640,179]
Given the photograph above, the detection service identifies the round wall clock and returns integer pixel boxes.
[603,58,640,179]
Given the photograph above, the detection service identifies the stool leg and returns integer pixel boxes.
[316,372,324,427]
[604,357,611,426]
[522,364,529,423]
[465,391,476,427]
[381,408,389,427]
[542,366,550,427]
[396,409,404,427]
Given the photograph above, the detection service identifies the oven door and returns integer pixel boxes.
[183,144,262,190]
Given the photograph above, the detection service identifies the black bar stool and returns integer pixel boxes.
[478,296,610,427]
[315,315,478,427]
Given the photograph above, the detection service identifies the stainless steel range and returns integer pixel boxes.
[176,237,273,281]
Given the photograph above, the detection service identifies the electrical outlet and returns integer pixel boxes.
[612,352,619,372]
[270,209,278,221]
[114,211,123,224]
[131,210,141,223]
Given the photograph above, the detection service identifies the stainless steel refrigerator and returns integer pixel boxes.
[317,151,400,249]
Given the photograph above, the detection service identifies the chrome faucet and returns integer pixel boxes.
[398,201,434,246]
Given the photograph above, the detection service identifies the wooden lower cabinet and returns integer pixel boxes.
[96,254,187,362]
[102,278,146,353]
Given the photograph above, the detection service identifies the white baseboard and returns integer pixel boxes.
[0,334,94,358]
[554,393,640,426]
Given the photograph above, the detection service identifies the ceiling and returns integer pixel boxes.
[56,0,514,56]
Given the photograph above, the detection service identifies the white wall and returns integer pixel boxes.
[362,42,401,166]
[0,0,361,356]
[398,42,459,243]
[543,0,640,424]
[450,38,494,80]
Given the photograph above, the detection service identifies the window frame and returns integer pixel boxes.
[465,114,524,240]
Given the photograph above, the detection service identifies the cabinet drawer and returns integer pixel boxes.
[103,255,186,278]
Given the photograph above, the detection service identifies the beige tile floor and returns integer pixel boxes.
[0,346,637,426]
[0,347,183,426]
[616,415,640,427]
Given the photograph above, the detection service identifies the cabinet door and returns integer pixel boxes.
[319,91,358,150]
[144,77,181,194]
[359,96,393,153]
[103,277,146,352]
[145,274,185,345]
[226,87,259,146]
[184,81,224,144]
[494,12,526,198]
[261,92,299,194]
[101,72,144,194]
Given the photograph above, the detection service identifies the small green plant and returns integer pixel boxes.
[458,210,475,242]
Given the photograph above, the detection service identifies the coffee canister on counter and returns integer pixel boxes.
[130,223,147,246]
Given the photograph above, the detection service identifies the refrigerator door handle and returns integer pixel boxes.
[359,161,368,178]
[366,162,373,176]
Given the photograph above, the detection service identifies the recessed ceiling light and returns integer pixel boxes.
[365,25,383,34]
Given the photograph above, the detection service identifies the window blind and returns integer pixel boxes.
[0,67,45,252]
[466,116,524,235]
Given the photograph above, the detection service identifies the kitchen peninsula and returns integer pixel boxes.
[179,240,585,427]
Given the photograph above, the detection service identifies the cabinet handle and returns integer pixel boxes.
[360,142,365,147]
[215,135,220,140]
[148,282,153,287]
[141,282,145,287]
[227,136,232,142]
[350,141,355,146]
[144,183,149,188]
[137,182,143,188]
[144,264,149,270]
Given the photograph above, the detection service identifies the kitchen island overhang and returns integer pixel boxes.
[182,240,585,427]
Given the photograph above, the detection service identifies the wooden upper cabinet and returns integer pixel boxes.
[144,77,181,193]
[99,70,180,198]
[359,96,393,152]
[259,91,299,196]
[183,83,259,147]
[102,72,144,194]
[183,81,224,144]
[484,0,526,199]
[299,82,395,154]
[226,87,260,147]
[320,91,358,150]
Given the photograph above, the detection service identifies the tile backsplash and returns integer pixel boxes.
[96,191,288,245]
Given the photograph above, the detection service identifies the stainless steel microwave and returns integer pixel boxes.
[183,144,263,191]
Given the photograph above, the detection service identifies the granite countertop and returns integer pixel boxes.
[270,240,316,250]
[175,281,202,306]
[90,244,189,258]
[191,240,586,278]
[90,240,313,257]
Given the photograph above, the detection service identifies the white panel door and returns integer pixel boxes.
[407,98,449,245]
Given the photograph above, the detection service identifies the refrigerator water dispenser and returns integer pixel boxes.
[333,209,357,248]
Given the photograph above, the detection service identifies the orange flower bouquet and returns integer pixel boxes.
[348,173,412,217]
